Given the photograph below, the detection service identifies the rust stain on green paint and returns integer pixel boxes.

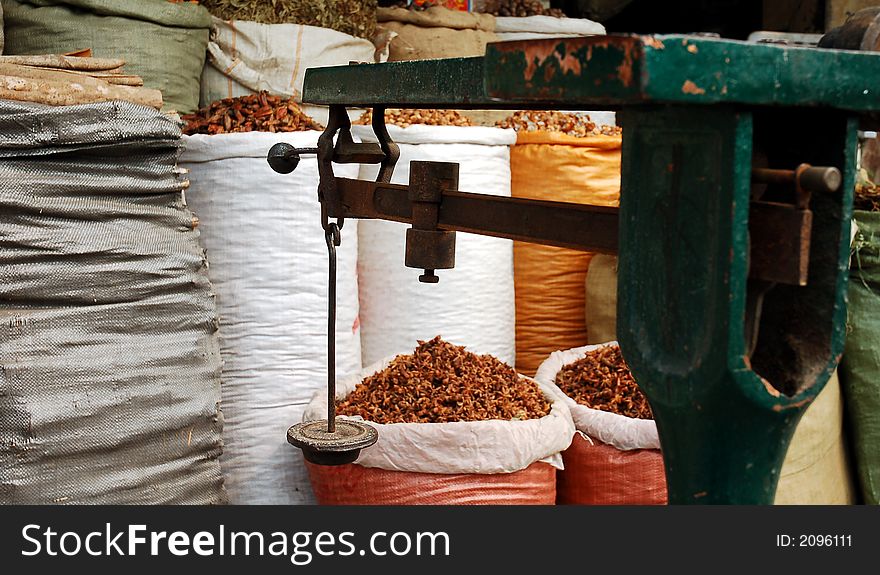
[682,80,706,94]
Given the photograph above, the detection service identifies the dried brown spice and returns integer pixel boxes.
[355,108,474,128]
[482,0,566,18]
[181,91,323,135]
[855,179,880,212]
[200,0,377,39]
[336,336,551,424]
[496,110,622,138]
[555,346,653,419]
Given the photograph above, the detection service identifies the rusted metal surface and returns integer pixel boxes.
[285,221,379,466]
[747,163,841,286]
[303,34,880,114]
[330,176,621,253]
[752,164,842,196]
[748,201,813,286]
[405,229,456,283]
[325,224,341,434]
[287,419,378,466]
[483,35,880,113]
[371,106,400,184]
[406,161,459,282]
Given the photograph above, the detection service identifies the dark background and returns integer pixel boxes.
[379,1,831,38]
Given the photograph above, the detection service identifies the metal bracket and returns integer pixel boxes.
[748,164,841,285]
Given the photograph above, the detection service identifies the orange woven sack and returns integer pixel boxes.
[535,343,666,505]
[557,434,667,505]
[306,461,556,505]
[510,131,621,376]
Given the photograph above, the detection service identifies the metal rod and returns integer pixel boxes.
[325,224,340,434]
[751,164,841,193]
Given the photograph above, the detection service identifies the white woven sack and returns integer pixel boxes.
[181,131,362,504]
[494,15,605,41]
[534,341,660,451]
[352,124,517,367]
[199,17,378,123]
[303,356,575,473]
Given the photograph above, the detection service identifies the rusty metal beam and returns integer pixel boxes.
[330,177,812,286]
[331,177,620,253]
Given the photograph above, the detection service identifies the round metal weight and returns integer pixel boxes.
[287,419,378,466]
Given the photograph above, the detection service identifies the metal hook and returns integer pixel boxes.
[325,222,342,249]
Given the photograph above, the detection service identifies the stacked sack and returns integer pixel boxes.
[498,110,622,376]
[352,109,517,368]
[0,99,224,504]
[377,6,497,61]
[0,0,211,113]
[198,0,380,125]
[180,95,362,504]
[481,0,606,41]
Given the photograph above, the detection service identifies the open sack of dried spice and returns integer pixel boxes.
[302,337,575,504]
[534,342,667,505]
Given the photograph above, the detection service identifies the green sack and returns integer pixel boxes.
[841,210,880,504]
[0,0,210,113]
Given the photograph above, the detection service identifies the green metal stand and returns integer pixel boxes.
[617,107,855,503]
[295,34,864,503]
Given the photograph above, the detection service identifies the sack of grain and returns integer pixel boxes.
[775,371,856,505]
[0,99,224,504]
[584,254,618,344]
[352,119,516,368]
[840,209,880,504]
[199,17,379,123]
[504,113,622,376]
[180,125,362,505]
[0,0,211,114]
[479,0,604,40]
[378,6,498,61]
[302,337,575,504]
[534,342,667,505]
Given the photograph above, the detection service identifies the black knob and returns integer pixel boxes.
[267,142,302,174]
[268,143,319,174]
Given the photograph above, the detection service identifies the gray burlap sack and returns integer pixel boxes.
[0,99,225,504]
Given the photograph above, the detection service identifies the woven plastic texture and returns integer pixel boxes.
[306,460,556,505]
[0,99,225,504]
